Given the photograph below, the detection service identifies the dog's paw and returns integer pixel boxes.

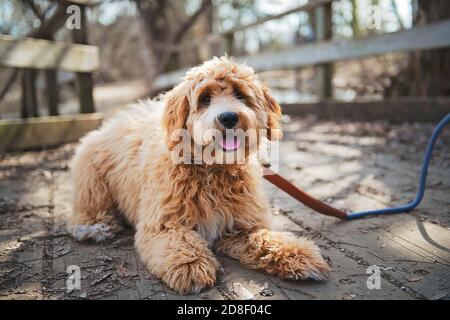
[72,223,114,242]
[252,230,330,281]
[264,241,330,281]
[163,256,219,295]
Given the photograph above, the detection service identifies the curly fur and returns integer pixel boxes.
[68,56,330,295]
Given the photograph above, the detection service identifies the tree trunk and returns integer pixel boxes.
[350,0,360,36]
[385,0,450,97]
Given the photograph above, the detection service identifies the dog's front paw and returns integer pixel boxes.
[260,241,330,281]
[72,223,114,242]
[163,255,219,295]
[252,230,330,281]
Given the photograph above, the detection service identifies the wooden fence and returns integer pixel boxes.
[0,1,100,151]
[152,0,450,103]
[4,2,98,115]
[1,0,450,151]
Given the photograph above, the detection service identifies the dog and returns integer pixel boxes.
[68,56,330,295]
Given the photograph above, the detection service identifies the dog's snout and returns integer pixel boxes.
[219,112,238,129]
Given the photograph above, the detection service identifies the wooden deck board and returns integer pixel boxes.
[0,118,448,300]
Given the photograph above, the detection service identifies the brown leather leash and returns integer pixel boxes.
[263,167,348,220]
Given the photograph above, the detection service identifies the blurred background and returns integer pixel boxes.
[0,0,449,122]
[0,0,449,152]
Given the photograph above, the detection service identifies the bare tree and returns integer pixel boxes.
[135,0,212,76]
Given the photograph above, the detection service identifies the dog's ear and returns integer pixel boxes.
[162,82,190,150]
[262,86,282,140]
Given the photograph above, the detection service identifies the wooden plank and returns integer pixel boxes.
[245,19,450,71]
[0,163,53,299]
[72,5,95,113]
[45,70,59,116]
[21,69,39,118]
[0,113,102,152]
[256,206,413,300]
[75,72,95,113]
[153,20,450,91]
[1,118,448,300]
[224,33,235,56]
[227,0,334,34]
[314,2,333,100]
[0,34,99,72]
[268,120,450,300]
[281,98,450,123]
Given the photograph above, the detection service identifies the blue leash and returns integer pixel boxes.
[346,113,450,220]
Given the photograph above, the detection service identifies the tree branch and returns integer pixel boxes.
[29,2,69,39]
[173,0,212,43]
[21,0,45,23]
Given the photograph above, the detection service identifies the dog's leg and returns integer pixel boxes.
[135,225,220,295]
[68,150,119,242]
[217,229,330,281]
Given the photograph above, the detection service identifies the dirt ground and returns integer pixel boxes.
[1,116,449,300]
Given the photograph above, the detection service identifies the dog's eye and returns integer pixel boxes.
[234,91,246,101]
[199,94,211,105]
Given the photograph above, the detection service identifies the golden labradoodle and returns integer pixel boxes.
[68,56,330,295]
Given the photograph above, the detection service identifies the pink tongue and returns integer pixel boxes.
[220,136,240,151]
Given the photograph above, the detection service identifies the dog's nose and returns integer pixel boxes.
[219,112,239,129]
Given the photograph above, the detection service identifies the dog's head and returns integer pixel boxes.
[162,56,282,164]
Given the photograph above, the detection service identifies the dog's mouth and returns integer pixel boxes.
[218,136,241,152]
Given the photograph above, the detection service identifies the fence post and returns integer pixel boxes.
[21,69,39,118]
[224,32,235,56]
[45,70,59,116]
[315,2,333,100]
[72,5,95,114]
